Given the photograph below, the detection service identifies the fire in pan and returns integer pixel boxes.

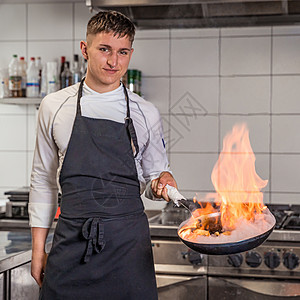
[166,124,276,255]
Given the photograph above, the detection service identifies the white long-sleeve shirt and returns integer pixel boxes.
[29,82,170,228]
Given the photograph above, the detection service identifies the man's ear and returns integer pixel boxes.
[80,41,88,60]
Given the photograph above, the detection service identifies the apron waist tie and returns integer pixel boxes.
[82,217,106,263]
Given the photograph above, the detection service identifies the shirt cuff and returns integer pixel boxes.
[28,202,57,228]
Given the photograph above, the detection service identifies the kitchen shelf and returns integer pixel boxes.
[0,97,41,105]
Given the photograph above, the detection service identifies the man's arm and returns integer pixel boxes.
[29,96,60,286]
[31,227,49,287]
[140,105,178,201]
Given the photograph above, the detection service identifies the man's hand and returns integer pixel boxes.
[31,227,49,287]
[31,250,48,287]
[151,171,177,202]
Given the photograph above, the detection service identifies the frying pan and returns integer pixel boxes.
[166,185,276,255]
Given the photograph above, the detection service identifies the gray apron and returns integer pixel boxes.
[40,79,158,300]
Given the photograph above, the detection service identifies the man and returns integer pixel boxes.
[29,10,177,300]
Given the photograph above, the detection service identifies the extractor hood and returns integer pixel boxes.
[86,0,300,29]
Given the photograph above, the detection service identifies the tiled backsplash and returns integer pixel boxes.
[0,2,300,209]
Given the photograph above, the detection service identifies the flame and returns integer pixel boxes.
[179,123,269,240]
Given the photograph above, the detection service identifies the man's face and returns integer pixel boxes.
[81,32,133,92]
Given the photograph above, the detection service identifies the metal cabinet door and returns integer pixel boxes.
[208,277,300,300]
[11,262,39,300]
[157,274,207,300]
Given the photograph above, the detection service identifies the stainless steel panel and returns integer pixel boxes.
[157,274,207,300]
[152,239,208,275]
[208,243,300,279]
[11,262,39,300]
[87,0,300,29]
[0,273,3,300]
[208,277,300,299]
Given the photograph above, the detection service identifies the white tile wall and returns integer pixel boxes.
[273,25,300,35]
[27,114,37,151]
[28,3,73,40]
[221,36,271,75]
[0,115,27,150]
[171,28,219,38]
[170,153,219,191]
[0,103,27,114]
[170,115,218,152]
[272,76,300,113]
[221,27,271,37]
[28,41,73,65]
[272,155,300,193]
[0,4,26,40]
[0,152,27,186]
[273,36,300,74]
[0,42,26,68]
[0,2,299,207]
[74,2,94,40]
[220,116,270,153]
[171,38,219,76]
[272,116,300,153]
[129,39,170,76]
[142,77,169,114]
[220,76,270,114]
[170,77,219,114]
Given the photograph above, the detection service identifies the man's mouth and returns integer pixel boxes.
[104,68,118,74]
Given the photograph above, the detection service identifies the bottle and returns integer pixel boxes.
[61,62,72,89]
[80,57,87,79]
[0,68,8,98]
[8,54,22,97]
[35,56,42,94]
[26,57,40,97]
[40,63,47,98]
[59,56,66,89]
[127,69,141,96]
[47,62,58,94]
[19,57,27,97]
[72,54,81,84]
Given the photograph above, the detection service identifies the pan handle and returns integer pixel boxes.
[165,185,186,207]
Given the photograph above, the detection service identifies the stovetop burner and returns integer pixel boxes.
[150,202,300,230]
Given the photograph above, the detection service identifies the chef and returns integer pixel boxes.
[29,10,177,300]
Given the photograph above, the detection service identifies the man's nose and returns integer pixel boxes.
[107,52,118,68]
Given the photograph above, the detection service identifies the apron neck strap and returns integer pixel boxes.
[76,78,139,157]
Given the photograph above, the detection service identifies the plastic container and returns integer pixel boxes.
[0,68,9,98]
[35,56,42,94]
[72,54,81,84]
[59,56,66,89]
[8,54,22,97]
[47,62,58,94]
[19,57,27,97]
[26,57,40,98]
[61,62,72,89]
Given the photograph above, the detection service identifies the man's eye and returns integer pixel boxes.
[120,51,129,55]
[99,48,108,52]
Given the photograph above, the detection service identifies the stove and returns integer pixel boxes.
[149,203,300,299]
[4,187,29,219]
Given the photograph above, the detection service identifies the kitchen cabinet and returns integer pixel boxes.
[0,231,53,300]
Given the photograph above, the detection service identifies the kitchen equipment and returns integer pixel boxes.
[166,185,276,255]
[178,209,275,255]
[4,187,29,219]
[149,203,300,299]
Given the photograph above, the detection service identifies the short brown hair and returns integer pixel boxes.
[87,10,135,44]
